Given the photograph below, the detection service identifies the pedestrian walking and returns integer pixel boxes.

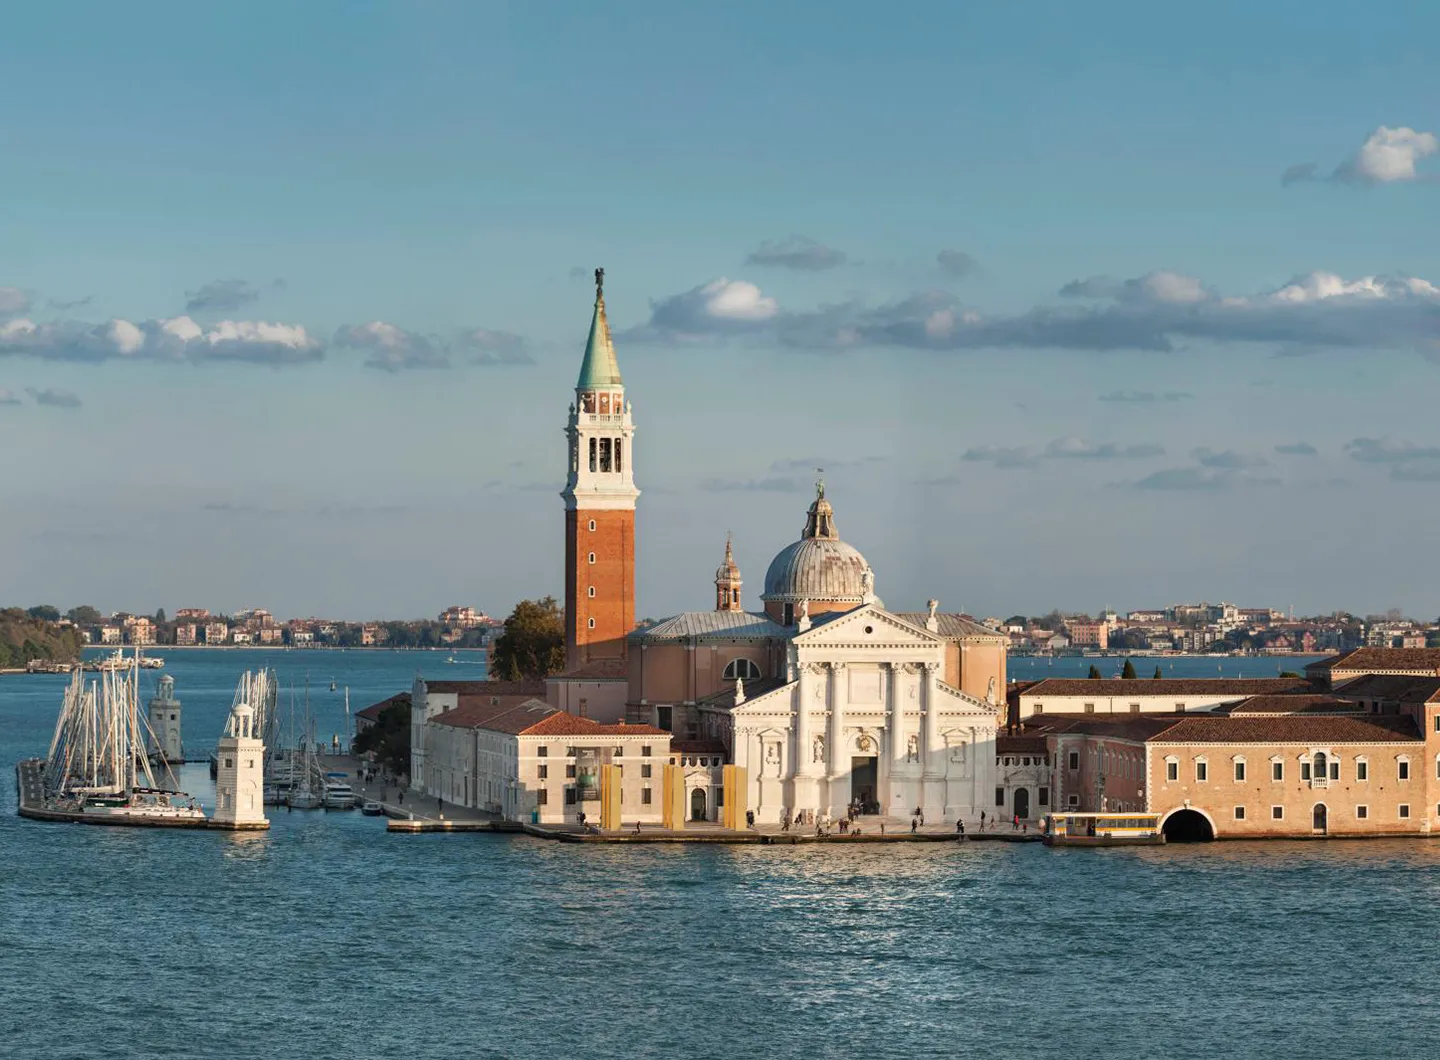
[980,809,986,829]
[911,816,918,835]
[956,819,965,837]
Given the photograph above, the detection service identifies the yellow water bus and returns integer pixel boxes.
[1043,811,1164,847]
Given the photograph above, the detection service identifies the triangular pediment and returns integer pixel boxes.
[792,605,944,649]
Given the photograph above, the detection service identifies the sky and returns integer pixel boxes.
[1,1,1438,621]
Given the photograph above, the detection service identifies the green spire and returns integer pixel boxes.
[576,266,623,390]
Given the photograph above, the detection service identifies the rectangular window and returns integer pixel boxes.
[1038,787,1049,806]
[641,787,652,805]
[1175,703,1186,713]
[224,758,233,769]
[1400,804,1411,819]
[614,746,623,757]
[1329,762,1339,781]
[1068,752,1079,771]
[657,706,672,731]
[1356,805,1368,819]
[642,745,652,757]
[641,764,652,778]
[1196,761,1208,782]
[537,746,548,757]
[995,786,1005,807]
[1166,760,1178,782]
[537,764,548,780]
[1434,715,1439,733]
[1272,761,1283,781]
[564,786,577,805]
[588,438,597,472]
[536,788,548,806]
[1034,703,1044,714]
[1084,702,1095,714]
[598,438,612,472]
[1272,806,1284,820]
[565,764,576,778]
[1399,760,1411,781]
[1357,760,1368,781]
[1067,794,1079,807]
[1301,762,1311,781]
[1234,761,1246,782]
[615,439,624,473]
[1234,806,1246,820]
[1129,703,1141,714]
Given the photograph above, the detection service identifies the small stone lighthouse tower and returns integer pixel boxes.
[147,674,184,765]
[213,702,269,830]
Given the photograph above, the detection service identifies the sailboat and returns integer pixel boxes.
[40,654,205,824]
[285,678,324,810]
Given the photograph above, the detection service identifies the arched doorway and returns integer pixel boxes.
[1161,808,1214,843]
[1013,788,1030,820]
[690,788,707,821]
[1312,803,1327,834]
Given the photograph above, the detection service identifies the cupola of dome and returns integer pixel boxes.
[761,480,876,625]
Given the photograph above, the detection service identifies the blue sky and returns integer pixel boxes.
[2,2,1438,620]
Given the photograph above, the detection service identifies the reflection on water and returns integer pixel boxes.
[1,651,1435,1058]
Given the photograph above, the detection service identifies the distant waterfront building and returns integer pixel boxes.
[203,621,229,645]
[439,605,485,628]
[257,627,283,645]
[99,625,122,645]
[175,608,211,620]
[175,623,198,646]
[1066,620,1109,651]
[124,616,156,646]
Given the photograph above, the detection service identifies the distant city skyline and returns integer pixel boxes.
[1,3,1437,618]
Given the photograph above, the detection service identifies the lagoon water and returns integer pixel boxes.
[3,649,1434,1059]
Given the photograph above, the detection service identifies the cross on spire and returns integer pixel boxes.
[595,266,605,300]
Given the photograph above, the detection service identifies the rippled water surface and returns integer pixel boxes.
[3,650,1430,1059]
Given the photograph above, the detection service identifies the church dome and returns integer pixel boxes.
[761,485,874,605]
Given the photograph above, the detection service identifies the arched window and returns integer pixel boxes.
[587,618,596,629]
[589,438,597,472]
[615,439,623,473]
[588,586,595,598]
[723,658,762,681]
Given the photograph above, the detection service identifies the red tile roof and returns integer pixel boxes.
[1310,648,1440,674]
[356,692,409,721]
[1329,674,1440,703]
[1218,694,1361,715]
[1151,714,1421,744]
[430,697,556,732]
[519,713,669,738]
[996,735,1048,754]
[1021,677,1311,699]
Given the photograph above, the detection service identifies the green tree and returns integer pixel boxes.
[1278,670,1303,679]
[1153,666,1163,679]
[1087,664,1102,679]
[491,597,565,681]
[1121,658,1137,679]
[352,695,412,777]
[66,605,103,625]
[27,605,61,622]
[154,607,167,624]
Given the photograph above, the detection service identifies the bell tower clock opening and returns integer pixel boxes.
[561,267,639,670]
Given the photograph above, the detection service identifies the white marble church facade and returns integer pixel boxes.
[698,604,1000,825]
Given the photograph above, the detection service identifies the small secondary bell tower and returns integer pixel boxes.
[561,267,639,670]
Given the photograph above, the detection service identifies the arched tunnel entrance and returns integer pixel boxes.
[1162,809,1215,843]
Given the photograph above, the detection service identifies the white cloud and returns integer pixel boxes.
[627,278,780,342]
[0,315,323,365]
[1131,466,1278,491]
[0,387,20,406]
[1192,447,1267,469]
[1347,126,1438,183]
[1284,125,1438,186]
[333,321,447,372]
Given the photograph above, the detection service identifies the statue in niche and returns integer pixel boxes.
[906,734,919,763]
[813,734,825,764]
[861,567,875,599]
[950,740,967,764]
[765,742,780,766]
[986,676,997,705]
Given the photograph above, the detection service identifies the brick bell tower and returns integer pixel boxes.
[562,267,638,670]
